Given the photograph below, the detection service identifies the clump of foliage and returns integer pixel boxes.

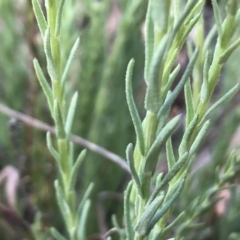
[0,0,240,240]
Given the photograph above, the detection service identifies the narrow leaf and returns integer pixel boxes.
[50,227,67,240]
[77,182,94,218]
[126,59,145,156]
[219,37,240,64]
[65,92,78,136]
[152,230,163,240]
[145,36,168,113]
[180,12,202,46]
[165,63,181,93]
[166,0,202,52]
[126,144,142,197]
[189,120,210,157]
[212,0,222,37]
[178,115,198,156]
[55,0,65,37]
[144,115,181,174]
[32,0,47,38]
[44,28,58,80]
[54,100,66,139]
[54,180,72,229]
[69,149,86,190]
[33,59,54,112]
[144,0,154,82]
[174,0,180,26]
[203,25,217,53]
[46,132,60,162]
[148,152,188,204]
[77,200,91,240]
[166,137,176,170]
[162,48,180,87]
[147,178,185,233]
[158,48,199,120]
[226,0,238,16]
[201,83,240,125]
[151,0,170,31]
[62,38,80,84]
[200,51,212,103]
[111,214,121,231]
[161,211,186,238]
[184,79,195,126]
[124,181,134,240]
[69,142,74,170]
[135,193,164,236]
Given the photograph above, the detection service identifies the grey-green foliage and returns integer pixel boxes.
[2,0,240,239]
[124,0,240,239]
[32,0,93,239]
[75,0,146,233]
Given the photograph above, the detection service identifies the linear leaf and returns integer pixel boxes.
[184,79,195,126]
[158,48,199,120]
[44,28,58,80]
[161,211,186,238]
[174,0,180,26]
[124,181,134,240]
[144,115,181,174]
[69,149,86,190]
[180,12,202,47]
[166,137,176,170]
[219,37,240,63]
[62,38,80,84]
[135,193,164,236]
[77,200,91,240]
[33,59,54,112]
[46,132,60,162]
[189,120,210,157]
[144,0,154,82]
[152,230,163,240]
[151,0,170,31]
[126,144,142,197]
[212,0,222,37]
[126,59,145,156]
[69,142,74,170]
[46,133,65,180]
[203,25,217,52]
[55,0,65,37]
[50,227,67,240]
[162,48,180,86]
[54,100,66,139]
[148,152,188,204]
[184,0,205,24]
[147,178,185,233]
[145,36,168,113]
[77,182,94,219]
[65,92,78,136]
[165,0,201,52]
[163,64,181,102]
[200,51,212,103]
[200,83,240,125]
[32,0,47,38]
[54,180,72,229]
[178,115,198,156]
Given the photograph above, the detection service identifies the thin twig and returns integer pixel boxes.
[0,103,130,174]
[102,228,118,239]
